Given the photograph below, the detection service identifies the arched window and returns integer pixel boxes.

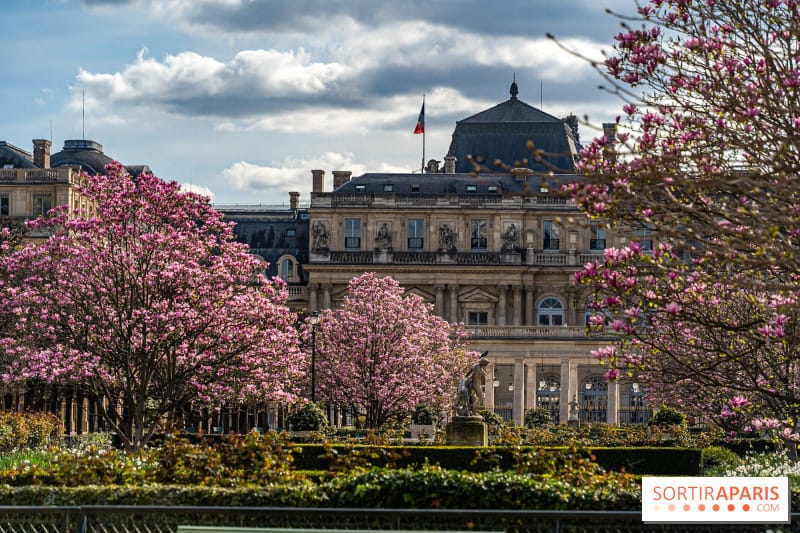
[581,376,608,423]
[536,375,560,424]
[537,297,564,326]
[277,255,297,282]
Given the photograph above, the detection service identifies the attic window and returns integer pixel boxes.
[383,184,394,192]
[355,184,366,191]
[539,185,549,193]
[488,186,498,192]
[411,184,420,192]
[286,229,296,237]
[466,185,478,192]
[2,164,13,169]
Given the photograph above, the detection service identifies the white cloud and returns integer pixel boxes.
[180,182,215,201]
[217,152,408,200]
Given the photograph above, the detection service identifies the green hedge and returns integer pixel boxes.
[0,467,639,510]
[292,444,701,475]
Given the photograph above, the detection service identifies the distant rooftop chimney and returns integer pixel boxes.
[332,170,352,189]
[32,139,51,169]
[444,155,457,174]
[311,169,325,193]
[289,191,300,210]
[564,114,580,145]
[602,123,618,162]
[63,139,103,152]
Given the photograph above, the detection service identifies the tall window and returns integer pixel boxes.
[470,219,487,250]
[345,218,361,249]
[32,194,52,216]
[590,224,606,251]
[279,257,296,281]
[537,297,564,326]
[0,194,8,216]
[636,226,653,251]
[408,218,424,250]
[543,220,560,250]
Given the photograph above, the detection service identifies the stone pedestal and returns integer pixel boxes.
[446,416,488,446]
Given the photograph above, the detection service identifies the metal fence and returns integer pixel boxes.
[0,506,795,533]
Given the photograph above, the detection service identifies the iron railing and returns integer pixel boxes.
[0,506,793,533]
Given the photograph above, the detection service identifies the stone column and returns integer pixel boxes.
[448,284,459,323]
[308,284,319,312]
[524,285,535,325]
[513,359,524,426]
[559,360,571,423]
[322,284,332,309]
[434,284,445,318]
[485,362,495,410]
[512,285,523,326]
[526,359,537,410]
[496,285,507,325]
[607,381,619,425]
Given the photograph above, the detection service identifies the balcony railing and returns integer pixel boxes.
[0,167,79,183]
[312,192,575,209]
[323,250,605,266]
[466,325,605,338]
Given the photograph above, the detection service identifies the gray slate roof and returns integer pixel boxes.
[50,140,150,177]
[447,84,579,173]
[334,172,583,195]
[0,142,36,169]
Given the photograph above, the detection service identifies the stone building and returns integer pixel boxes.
[299,83,650,426]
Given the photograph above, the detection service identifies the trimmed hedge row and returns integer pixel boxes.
[0,466,640,510]
[293,445,702,475]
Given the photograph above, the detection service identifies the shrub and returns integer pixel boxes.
[411,405,437,425]
[649,405,687,428]
[524,407,552,428]
[0,412,63,453]
[287,403,328,431]
[701,446,741,475]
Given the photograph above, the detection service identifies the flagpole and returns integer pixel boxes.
[421,94,426,174]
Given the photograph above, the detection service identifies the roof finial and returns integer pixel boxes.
[510,73,518,100]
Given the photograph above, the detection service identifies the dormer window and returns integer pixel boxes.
[355,184,366,191]
[411,184,420,192]
[286,228,296,237]
[488,186,498,192]
[383,184,394,192]
[466,184,477,192]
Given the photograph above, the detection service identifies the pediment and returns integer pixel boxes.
[459,287,498,303]
[405,287,435,303]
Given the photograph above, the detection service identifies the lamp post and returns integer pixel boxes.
[309,311,319,403]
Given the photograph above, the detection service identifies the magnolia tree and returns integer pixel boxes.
[559,0,800,445]
[576,244,800,441]
[306,273,475,429]
[567,0,800,283]
[0,163,304,450]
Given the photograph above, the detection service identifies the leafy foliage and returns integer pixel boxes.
[0,412,63,453]
[287,403,329,431]
[649,405,687,428]
[524,406,553,428]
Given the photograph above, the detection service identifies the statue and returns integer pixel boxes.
[374,222,392,249]
[438,223,457,252]
[454,353,490,417]
[312,221,330,253]
[501,223,520,251]
[568,394,580,427]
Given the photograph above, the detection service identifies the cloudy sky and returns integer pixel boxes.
[3,0,633,205]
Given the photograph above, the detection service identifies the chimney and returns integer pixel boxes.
[444,155,457,174]
[32,139,51,169]
[564,114,580,145]
[311,169,325,193]
[602,122,618,162]
[332,170,352,189]
[289,191,300,210]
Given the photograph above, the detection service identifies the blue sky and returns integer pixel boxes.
[2,0,632,205]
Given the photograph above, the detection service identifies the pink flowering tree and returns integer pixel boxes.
[558,0,800,448]
[306,273,475,429]
[0,163,304,450]
[565,0,800,283]
[576,244,800,442]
